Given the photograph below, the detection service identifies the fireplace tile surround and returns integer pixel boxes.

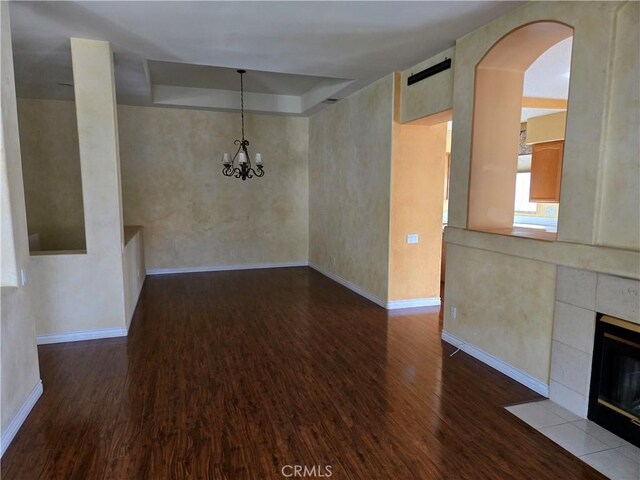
[506,267,639,478]
[550,266,640,418]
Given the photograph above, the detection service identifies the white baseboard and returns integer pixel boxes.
[146,261,309,276]
[37,327,128,345]
[309,263,440,311]
[386,297,441,309]
[441,330,549,397]
[308,262,387,308]
[1,379,43,457]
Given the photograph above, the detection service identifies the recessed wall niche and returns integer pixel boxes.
[468,21,573,240]
[18,98,87,252]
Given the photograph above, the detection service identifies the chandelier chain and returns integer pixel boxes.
[240,71,245,141]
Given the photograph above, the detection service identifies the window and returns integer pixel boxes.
[514,172,537,213]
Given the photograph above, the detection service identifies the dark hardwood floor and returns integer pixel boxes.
[2,267,604,479]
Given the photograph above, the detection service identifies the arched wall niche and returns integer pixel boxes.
[467,21,573,235]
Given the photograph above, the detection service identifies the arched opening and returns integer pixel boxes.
[468,21,574,240]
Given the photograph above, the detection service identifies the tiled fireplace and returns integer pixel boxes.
[550,266,640,429]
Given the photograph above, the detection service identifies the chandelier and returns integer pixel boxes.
[221,69,264,181]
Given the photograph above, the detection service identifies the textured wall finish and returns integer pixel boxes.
[0,0,41,448]
[440,1,638,392]
[30,38,128,336]
[17,99,86,251]
[389,74,447,301]
[597,1,640,251]
[445,226,640,281]
[118,105,309,271]
[0,3,20,287]
[448,1,621,244]
[309,75,394,301]
[123,226,145,329]
[400,47,455,124]
[444,244,556,383]
[14,100,309,271]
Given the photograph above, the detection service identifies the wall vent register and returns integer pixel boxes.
[407,58,451,86]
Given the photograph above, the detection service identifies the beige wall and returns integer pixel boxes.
[118,104,309,271]
[31,38,128,337]
[400,47,455,124]
[597,1,640,251]
[1,133,17,286]
[442,1,639,385]
[17,99,85,251]
[444,244,556,383]
[123,226,145,329]
[309,75,394,302]
[389,74,447,301]
[449,2,622,243]
[1,1,41,449]
[14,99,309,271]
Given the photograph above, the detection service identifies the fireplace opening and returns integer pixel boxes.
[588,314,640,447]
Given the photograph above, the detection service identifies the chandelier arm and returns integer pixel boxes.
[233,140,243,158]
[227,140,244,169]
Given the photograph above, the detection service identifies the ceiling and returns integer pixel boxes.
[521,36,572,122]
[524,37,573,100]
[147,61,353,114]
[149,62,335,95]
[9,1,524,116]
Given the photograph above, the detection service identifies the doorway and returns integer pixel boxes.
[388,83,451,307]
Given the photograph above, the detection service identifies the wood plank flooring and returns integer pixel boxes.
[1,267,604,479]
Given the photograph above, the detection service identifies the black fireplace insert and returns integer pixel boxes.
[588,314,640,447]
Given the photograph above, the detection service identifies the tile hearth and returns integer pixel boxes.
[507,400,640,480]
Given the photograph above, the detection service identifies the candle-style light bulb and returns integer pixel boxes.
[255,153,263,166]
[222,153,231,165]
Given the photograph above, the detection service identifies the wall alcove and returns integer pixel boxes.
[468,21,574,241]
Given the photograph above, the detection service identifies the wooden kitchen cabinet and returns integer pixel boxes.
[529,140,563,202]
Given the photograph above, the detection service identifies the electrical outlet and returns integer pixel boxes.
[20,268,27,286]
[449,306,457,319]
[406,234,419,244]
